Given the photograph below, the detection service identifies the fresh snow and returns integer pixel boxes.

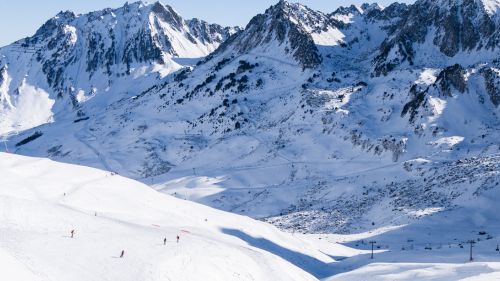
[0,153,325,281]
[327,263,500,281]
[2,153,500,280]
[311,28,345,46]
[0,81,54,135]
[0,248,39,281]
[482,0,500,16]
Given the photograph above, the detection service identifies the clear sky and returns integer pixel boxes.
[0,0,415,47]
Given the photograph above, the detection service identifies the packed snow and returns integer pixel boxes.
[482,0,500,16]
[0,153,325,280]
[2,153,500,280]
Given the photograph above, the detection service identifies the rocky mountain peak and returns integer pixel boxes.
[210,1,324,69]
[54,10,77,21]
[333,4,362,16]
[373,0,500,76]
[332,3,382,16]
[187,18,241,46]
[150,1,184,30]
[269,0,331,32]
[0,0,239,129]
[360,3,383,13]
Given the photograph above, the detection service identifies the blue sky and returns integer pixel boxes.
[0,0,415,47]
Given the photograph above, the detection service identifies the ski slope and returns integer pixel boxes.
[2,153,500,280]
[0,152,331,281]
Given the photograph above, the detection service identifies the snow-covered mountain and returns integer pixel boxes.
[210,0,326,68]
[374,0,500,75]
[0,1,239,134]
[3,0,500,238]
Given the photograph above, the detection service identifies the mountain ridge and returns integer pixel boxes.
[2,0,500,235]
[0,0,240,135]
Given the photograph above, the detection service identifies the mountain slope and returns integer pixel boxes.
[374,0,500,75]
[214,0,326,68]
[3,152,500,280]
[0,1,239,135]
[4,0,500,236]
[0,152,338,280]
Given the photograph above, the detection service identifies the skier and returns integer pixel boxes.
[163,238,167,245]
[120,250,125,258]
[176,235,180,243]
[70,229,75,238]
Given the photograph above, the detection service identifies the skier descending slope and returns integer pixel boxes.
[120,250,125,258]
[0,152,321,280]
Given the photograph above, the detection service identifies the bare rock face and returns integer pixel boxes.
[401,64,467,122]
[434,64,467,97]
[368,2,410,22]
[373,1,431,76]
[402,84,428,123]
[434,0,496,56]
[374,0,499,76]
[150,1,184,30]
[212,0,324,69]
[482,66,500,107]
[187,19,241,47]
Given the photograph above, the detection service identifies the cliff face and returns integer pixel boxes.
[374,0,500,76]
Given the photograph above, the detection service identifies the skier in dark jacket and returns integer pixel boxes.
[163,238,167,245]
[120,250,125,258]
[70,229,75,238]
[176,235,180,243]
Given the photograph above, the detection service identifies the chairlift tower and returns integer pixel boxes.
[467,240,476,262]
[369,241,377,259]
